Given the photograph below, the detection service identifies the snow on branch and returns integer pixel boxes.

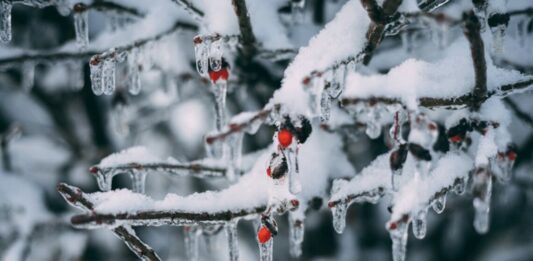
[72,1,144,18]
[170,0,204,22]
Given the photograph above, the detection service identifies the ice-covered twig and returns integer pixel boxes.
[0,51,96,69]
[231,0,257,59]
[257,48,297,61]
[72,1,143,18]
[57,183,162,261]
[341,78,533,109]
[462,11,487,110]
[170,0,204,22]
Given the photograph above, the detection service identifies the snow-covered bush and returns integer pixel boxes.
[1,0,532,260]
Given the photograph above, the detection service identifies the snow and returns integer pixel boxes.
[342,38,529,109]
[98,146,162,168]
[271,0,371,115]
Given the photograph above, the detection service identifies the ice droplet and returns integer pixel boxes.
[90,59,104,95]
[212,81,227,131]
[128,49,142,95]
[184,226,201,261]
[391,169,402,192]
[259,235,273,261]
[74,11,89,50]
[432,194,446,214]
[390,221,409,261]
[0,1,12,43]
[129,170,146,194]
[209,38,223,72]
[102,58,116,95]
[412,209,427,239]
[225,221,239,261]
[289,212,304,258]
[493,154,514,183]
[194,36,209,76]
[332,201,348,234]
[21,61,35,92]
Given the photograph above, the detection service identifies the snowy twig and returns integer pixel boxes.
[328,187,385,208]
[462,11,487,110]
[170,0,204,21]
[73,1,143,18]
[57,183,162,261]
[90,161,228,179]
[257,48,297,61]
[341,78,533,109]
[9,0,55,8]
[231,0,257,59]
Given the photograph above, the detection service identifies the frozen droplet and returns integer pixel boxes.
[90,58,104,95]
[74,11,89,50]
[0,1,12,43]
[129,170,146,194]
[412,209,427,239]
[432,194,446,214]
[128,49,142,95]
[212,81,227,131]
[244,119,262,135]
[259,235,273,261]
[493,154,514,183]
[102,58,116,95]
[205,138,222,159]
[194,36,209,76]
[389,221,409,261]
[21,61,35,92]
[225,221,239,261]
[289,212,304,258]
[366,121,381,139]
[209,38,223,72]
[391,170,402,192]
[332,201,347,234]
[184,226,201,261]
[473,170,492,234]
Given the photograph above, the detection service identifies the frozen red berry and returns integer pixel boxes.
[257,226,272,244]
[388,222,397,230]
[209,68,229,83]
[278,129,293,148]
[507,150,517,161]
[266,167,272,177]
[450,135,462,143]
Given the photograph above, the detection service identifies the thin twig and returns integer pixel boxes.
[73,1,143,17]
[462,11,487,110]
[170,0,204,22]
[232,0,257,59]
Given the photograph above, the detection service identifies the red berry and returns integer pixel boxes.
[450,135,462,143]
[278,129,293,148]
[266,167,272,177]
[209,68,229,83]
[257,226,271,244]
[507,150,517,161]
[89,166,99,174]
[388,222,397,230]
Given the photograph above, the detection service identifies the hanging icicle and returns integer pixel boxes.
[330,179,349,234]
[90,56,104,95]
[102,57,116,95]
[129,170,147,194]
[73,4,89,50]
[291,0,305,24]
[412,209,427,239]
[388,219,409,261]
[89,167,116,191]
[472,167,492,234]
[69,61,85,90]
[288,211,304,258]
[184,226,201,261]
[194,35,209,77]
[209,35,223,72]
[127,48,142,95]
[0,0,12,43]
[225,221,239,261]
[488,13,510,59]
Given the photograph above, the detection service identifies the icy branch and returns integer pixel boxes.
[57,183,162,261]
[72,1,143,18]
[170,0,204,22]
[231,0,257,59]
[462,11,487,110]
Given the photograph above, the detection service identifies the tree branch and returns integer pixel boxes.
[462,11,487,110]
[170,0,204,21]
[57,183,162,261]
[73,1,143,18]
[232,0,257,59]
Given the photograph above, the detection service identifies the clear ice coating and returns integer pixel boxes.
[432,193,446,214]
[289,212,304,258]
[21,61,35,92]
[129,170,147,194]
[194,36,209,76]
[453,178,466,195]
[225,221,239,261]
[332,201,348,234]
[365,108,382,139]
[209,38,223,72]
[128,49,142,95]
[490,23,506,58]
[212,81,227,131]
[259,235,273,261]
[473,173,492,234]
[102,58,116,95]
[0,0,12,43]
[390,221,409,261]
[90,59,104,95]
[74,11,89,50]
[320,87,331,122]
[416,0,450,12]
[286,146,302,194]
[184,226,201,261]
[412,209,427,239]
[95,171,115,191]
[222,132,243,181]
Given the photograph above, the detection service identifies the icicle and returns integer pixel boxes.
[212,81,227,131]
[102,58,116,95]
[111,102,130,137]
[69,61,84,90]
[365,107,382,139]
[432,193,446,214]
[412,209,427,239]
[490,23,506,58]
[320,87,331,122]
[128,49,142,95]
[74,11,89,50]
[225,221,239,261]
[453,178,466,195]
[129,170,146,194]
[493,152,515,182]
[401,30,415,53]
[95,171,115,191]
[223,132,243,181]
[203,225,222,256]
[389,221,409,261]
[286,146,301,194]
[209,38,223,72]
[291,0,305,24]
[289,212,304,258]
[330,179,349,233]
[184,226,200,261]
[90,58,104,95]
[259,236,273,261]
[473,168,492,234]
[0,0,12,43]
[194,36,209,77]
[21,61,35,92]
